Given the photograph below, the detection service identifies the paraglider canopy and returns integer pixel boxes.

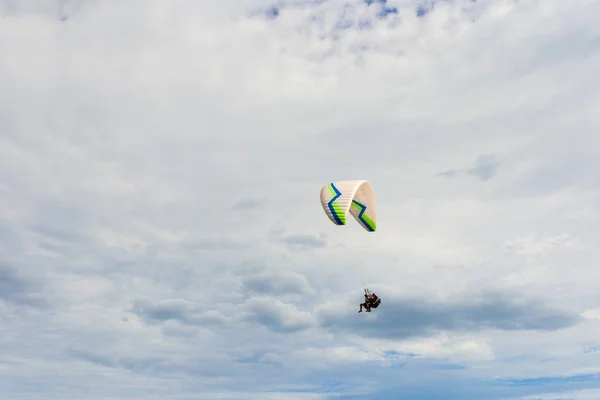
[319,180,376,232]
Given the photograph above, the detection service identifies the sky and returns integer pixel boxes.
[1,0,600,399]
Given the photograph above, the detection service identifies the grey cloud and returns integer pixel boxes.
[1,0,88,21]
[242,298,315,333]
[0,263,29,301]
[26,201,89,253]
[274,232,328,250]
[132,298,190,321]
[0,262,46,307]
[231,198,266,211]
[29,225,79,243]
[66,348,118,369]
[184,236,244,250]
[242,269,311,296]
[65,348,227,377]
[437,169,460,178]
[467,154,499,181]
[130,298,230,326]
[437,154,499,181]
[0,221,25,261]
[316,291,581,339]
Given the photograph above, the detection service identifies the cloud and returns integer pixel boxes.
[231,198,266,211]
[1,0,600,399]
[270,227,329,250]
[0,262,47,307]
[437,154,499,181]
[242,297,316,333]
[468,154,500,181]
[242,269,312,296]
[183,236,245,250]
[130,298,231,326]
[316,290,580,340]
[277,233,328,249]
[519,388,600,400]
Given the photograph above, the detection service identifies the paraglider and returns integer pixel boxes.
[319,180,376,232]
[319,180,382,313]
[359,288,381,313]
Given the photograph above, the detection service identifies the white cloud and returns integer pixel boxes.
[518,388,600,400]
[1,0,600,398]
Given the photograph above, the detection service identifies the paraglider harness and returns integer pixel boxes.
[364,288,381,309]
